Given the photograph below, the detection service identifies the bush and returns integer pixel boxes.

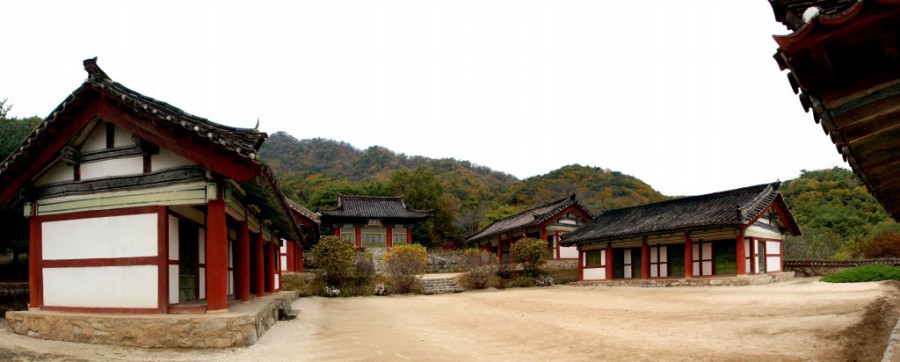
[459,249,495,289]
[821,264,900,283]
[281,273,321,297]
[354,251,376,286]
[856,223,900,258]
[382,244,427,293]
[311,236,356,286]
[510,237,548,276]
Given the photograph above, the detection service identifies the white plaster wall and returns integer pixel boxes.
[43,265,157,308]
[754,241,761,274]
[42,214,157,260]
[79,156,144,180]
[767,257,782,272]
[280,242,287,253]
[766,241,781,255]
[745,225,784,239]
[80,124,107,152]
[744,239,752,274]
[584,268,605,280]
[168,216,179,260]
[168,265,179,304]
[560,245,578,259]
[199,268,206,299]
[113,124,132,147]
[280,256,288,269]
[151,148,195,172]
[34,162,73,186]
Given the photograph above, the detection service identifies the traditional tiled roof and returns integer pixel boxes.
[285,198,320,224]
[467,194,593,244]
[319,194,432,220]
[768,0,858,31]
[0,58,301,240]
[562,182,800,246]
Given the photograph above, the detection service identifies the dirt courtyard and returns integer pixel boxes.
[1,278,898,361]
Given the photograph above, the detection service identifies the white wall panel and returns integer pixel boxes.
[79,156,144,180]
[766,241,781,255]
[34,162,74,186]
[151,148,195,172]
[584,268,605,280]
[275,273,280,288]
[199,268,206,299]
[650,248,658,263]
[659,265,668,278]
[693,262,700,276]
[80,124,107,152]
[281,256,288,269]
[43,214,158,260]
[659,246,668,262]
[113,124,132,147]
[702,261,712,276]
[767,257,782,272]
[168,265,179,304]
[168,216,179,260]
[43,266,157,308]
[560,246,578,259]
[228,271,234,295]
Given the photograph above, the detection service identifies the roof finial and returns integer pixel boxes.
[254,118,260,132]
[83,57,111,83]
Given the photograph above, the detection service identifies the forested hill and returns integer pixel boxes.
[260,132,519,205]
[260,131,668,246]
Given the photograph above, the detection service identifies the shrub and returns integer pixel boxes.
[382,244,427,293]
[856,223,900,258]
[821,264,900,283]
[281,273,321,297]
[459,249,495,289]
[509,275,537,288]
[311,236,356,286]
[536,275,555,287]
[354,251,376,286]
[510,237,548,276]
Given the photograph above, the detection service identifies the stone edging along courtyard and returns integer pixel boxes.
[570,272,795,287]
[4,291,299,348]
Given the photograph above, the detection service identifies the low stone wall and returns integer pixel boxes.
[5,291,299,348]
[427,251,462,274]
[0,282,29,315]
[421,275,465,295]
[784,259,900,277]
[570,272,795,288]
[546,259,577,270]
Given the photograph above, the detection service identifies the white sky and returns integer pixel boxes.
[1,0,846,196]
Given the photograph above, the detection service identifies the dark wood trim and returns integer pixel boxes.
[42,256,157,268]
[78,146,144,163]
[157,206,169,313]
[73,162,80,182]
[106,122,115,149]
[42,306,161,314]
[35,166,207,198]
[143,154,152,174]
[37,205,158,223]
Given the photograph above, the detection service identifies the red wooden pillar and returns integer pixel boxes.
[406,227,412,244]
[736,233,747,275]
[157,207,168,313]
[641,237,650,280]
[264,239,274,293]
[540,229,548,253]
[28,215,42,308]
[334,227,340,237]
[254,232,265,297]
[296,243,304,273]
[386,224,393,248]
[498,240,503,264]
[285,242,293,272]
[355,226,361,248]
[684,233,693,279]
[206,191,229,312]
[605,243,614,280]
[236,220,250,302]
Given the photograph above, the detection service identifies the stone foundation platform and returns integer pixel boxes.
[569,272,795,287]
[4,291,299,348]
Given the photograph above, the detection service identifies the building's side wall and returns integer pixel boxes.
[40,211,159,310]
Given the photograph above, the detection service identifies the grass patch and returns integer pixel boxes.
[821,264,900,283]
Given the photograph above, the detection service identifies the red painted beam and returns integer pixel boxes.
[206,190,229,311]
[684,233,693,279]
[605,243,614,280]
[641,238,650,280]
[254,232,265,297]
[29,215,42,308]
[736,234,747,275]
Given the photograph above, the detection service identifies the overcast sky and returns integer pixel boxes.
[1,0,845,196]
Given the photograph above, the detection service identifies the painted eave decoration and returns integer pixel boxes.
[0,57,301,240]
[768,0,900,220]
[466,194,594,244]
[561,182,801,247]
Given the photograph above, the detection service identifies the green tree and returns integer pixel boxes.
[388,167,459,247]
[0,100,41,270]
[510,237,548,276]
[310,236,356,286]
[382,244,427,293]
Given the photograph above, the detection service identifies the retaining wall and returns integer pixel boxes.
[784,258,900,277]
[571,272,795,287]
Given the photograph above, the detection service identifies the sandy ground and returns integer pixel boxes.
[1,278,898,362]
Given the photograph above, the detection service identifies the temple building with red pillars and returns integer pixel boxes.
[0,58,303,314]
[562,183,800,281]
[466,194,593,263]
[766,0,900,220]
[281,198,320,273]
[319,194,431,248]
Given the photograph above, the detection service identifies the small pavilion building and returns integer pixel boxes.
[467,195,593,263]
[319,194,431,248]
[0,58,302,315]
[562,183,800,281]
